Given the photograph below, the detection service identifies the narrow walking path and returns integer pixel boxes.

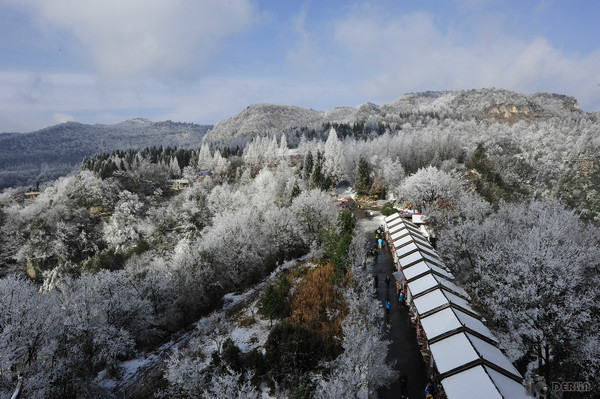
[358,214,427,399]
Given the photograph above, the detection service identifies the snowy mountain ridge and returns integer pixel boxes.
[203,88,583,143]
[0,119,212,189]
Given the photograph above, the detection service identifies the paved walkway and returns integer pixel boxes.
[363,223,427,399]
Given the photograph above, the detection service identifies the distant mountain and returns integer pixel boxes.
[0,118,212,189]
[203,88,584,143]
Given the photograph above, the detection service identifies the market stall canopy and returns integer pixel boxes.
[403,260,454,282]
[441,365,529,399]
[398,249,442,269]
[384,212,401,223]
[420,307,497,343]
[412,288,476,317]
[392,232,431,249]
[429,332,520,378]
[407,272,469,299]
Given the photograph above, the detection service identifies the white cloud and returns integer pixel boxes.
[14,0,258,83]
[52,112,75,124]
[331,6,600,111]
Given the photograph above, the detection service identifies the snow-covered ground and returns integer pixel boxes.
[96,256,310,396]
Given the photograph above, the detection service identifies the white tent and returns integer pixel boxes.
[429,332,520,378]
[383,209,526,399]
[391,232,431,251]
[441,365,529,399]
[398,250,443,269]
[412,288,475,316]
[384,212,401,223]
[403,260,454,282]
[419,307,497,343]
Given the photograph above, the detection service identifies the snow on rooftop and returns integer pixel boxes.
[441,365,505,399]
[412,260,453,279]
[395,241,437,259]
[407,273,441,296]
[442,290,475,313]
[413,289,451,314]
[467,333,520,378]
[484,366,529,399]
[435,276,469,299]
[429,332,480,374]
[392,232,430,248]
[420,307,497,342]
[420,307,462,339]
[403,261,436,281]
[428,331,520,379]
[399,250,441,268]
[441,365,528,399]
[454,309,498,343]
[388,223,405,235]
[384,212,401,223]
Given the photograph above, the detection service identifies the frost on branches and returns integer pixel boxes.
[315,236,396,398]
[438,200,600,382]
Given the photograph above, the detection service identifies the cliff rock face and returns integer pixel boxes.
[203,89,585,142]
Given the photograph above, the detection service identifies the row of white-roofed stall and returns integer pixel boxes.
[383,212,528,399]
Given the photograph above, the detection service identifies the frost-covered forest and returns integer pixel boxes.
[1,95,600,397]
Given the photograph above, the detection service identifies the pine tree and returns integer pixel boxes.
[354,156,372,196]
[303,151,314,181]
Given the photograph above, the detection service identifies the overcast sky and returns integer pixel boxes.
[1,0,599,132]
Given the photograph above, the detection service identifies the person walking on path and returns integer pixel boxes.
[399,373,409,399]
[378,238,383,249]
[385,274,391,290]
[374,274,379,289]
[385,300,391,316]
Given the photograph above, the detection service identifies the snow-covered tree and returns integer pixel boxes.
[278,134,288,157]
[290,189,338,247]
[323,127,346,185]
[315,236,395,398]
[197,144,213,171]
[439,200,600,381]
[397,165,467,206]
[102,191,151,252]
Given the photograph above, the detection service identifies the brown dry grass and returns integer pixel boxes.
[286,263,347,341]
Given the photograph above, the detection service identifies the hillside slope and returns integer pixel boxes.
[203,88,584,143]
[0,118,212,189]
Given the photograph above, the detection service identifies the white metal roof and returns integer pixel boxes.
[441,366,504,399]
[396,241,438,258]
[399,250,442,268]
[419,307,498,343]
[441,365,529,399]
[429,332,519,378]
[403,261,437,281]
[467,333,520,378]
[406,273,468,298]
[429,332,480,374]
[413,289,451,315]
[384,213,401,223]
[404,259,453,279]
[388,223,405,235]
[485,366,530,399]
[442,290,474,313]
[407,274,445,297]
[390,225,423,240]
[392,232,430,248]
